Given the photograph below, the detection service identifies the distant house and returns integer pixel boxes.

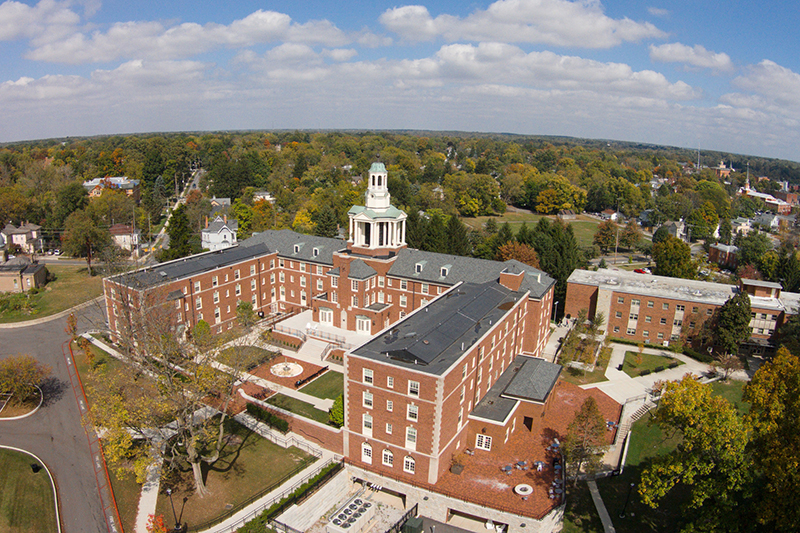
[82,176,140,202]
[109,224,141,253]
[753,213,780,231]
[557,209,576,220]
[638,209,656,227]
[731,217,752,236]
[201,215,238,251]
[209,196,231,216]
[774,190,798,206]
[660,220,687,241]
[1,222,41,254]
[253,191,276,204]
[713,161,733,179]
[709,243,739,269]
[600,209,620,221]
[0,256,47,293]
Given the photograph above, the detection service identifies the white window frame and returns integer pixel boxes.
[382,449,393,467]
[407,404,418,422]
[361,442,372,464]
[476,434,492,451]
[363,368,373,384]
[408,380,419,397]
[403,456,415,474]
[363,391,373,408]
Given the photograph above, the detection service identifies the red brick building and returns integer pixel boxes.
[566,269,800,356]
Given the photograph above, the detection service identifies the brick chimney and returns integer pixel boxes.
[205,216,208,229]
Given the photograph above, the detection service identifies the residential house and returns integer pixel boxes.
[708,243,738,270]
[201,215,238,251]
[109,224,141,253]
[0,256,47,293]
[1,223,42,254]
[82,177,141,203]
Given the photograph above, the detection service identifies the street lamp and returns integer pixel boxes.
[553,301,560,324]
[166,488,181,532]
[619,482,636,518]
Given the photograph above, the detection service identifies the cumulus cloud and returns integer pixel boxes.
[649,42,734,72]
[379,0,666,48]
[731,60,800,109]
[647,7,669,17]
[25,9,351,64]
[0,0,80,41]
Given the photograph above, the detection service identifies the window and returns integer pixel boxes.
[196,297,202,310]
[400,280,408,290]
[386,423,393,434]
[421,283,429,295]
[627,328,636,335]
[361,443,372,464]
[405,427,417,450]
[407,404,418,421]
[213,291,220,303]
[387,376,394,388]
[400,295,407,308]
[235,284,241,296]
[441,267,449,277]
[362,414,373,436]
[693,306,699,313]
[194,281,201,291]
[378,276,385,287]
[352,296,358,307]
[313,248,319,257]
[235,269,240,280]
[331,276,338,288]
[317,265,323,275]
[643,330,649,337]
[476,434,492,451]
[462,364,467,379]
[363,368,373,384]
[662,303,669,310]
[657,333,664,339]
[673,319,683,327]
[363,391,373,408]
[251,280,256,291]
[386,400,393,412]
[629,313,638,320]
[660,318,667,325]
[212,276,218,287]
[460,386,465,403]
[352,279,359,291]
[299,263,306,272]
[382,449,393,467]
[300,276,306,287]
[707,309,713,316]
[645,316,652,323]
[294,244,300,254]
[647,301,654,308]
[403,456,415,474]
[250,265,256,276]
[214,308,221,323]
[617,297,624,304]
[615,311,622,319]
[408,381,419,397]
[689,321,696,328]
[270,273,275,284]
[631,299,640,306]
[415,263,423,273]
[279,272,285,283]
[279,259,284,268]
[316,279,323,291]
[613,326,620,333]
[676,305,685,311]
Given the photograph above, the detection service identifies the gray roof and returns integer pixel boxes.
[241,229,344,265]
[348,259,377,280]
[389,249,554,299]
[202,216,238,234]
[471,356,562,423]
[350,281,526,376]
[741,278,783,290]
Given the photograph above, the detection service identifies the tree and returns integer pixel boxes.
[496,241,539,268]
[329,394,344,428]
[651,225,671,245]
[445,215,471,256]
[0,354,51,404]
[563,397,607,486]
[653,235,695,279]
[714,292,751,357]
[51,182,89,228]
[639,377,750,530]
[62,209,112,274]
[619,220,642,250]
[313,206,339,238]
[593,220,617,253]
[162,204,195,260]
[744,347,800,531]
[90,288,261,496]
[735,232,771,270]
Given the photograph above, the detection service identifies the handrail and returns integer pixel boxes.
[272,324,307,342]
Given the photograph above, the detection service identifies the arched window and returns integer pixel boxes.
[361,442,373,464]
[403,455,415,474]
[382,449,393,467]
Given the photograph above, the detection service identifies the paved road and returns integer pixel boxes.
[0,302,116,533]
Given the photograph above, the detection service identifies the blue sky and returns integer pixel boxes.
[2,0,799,161]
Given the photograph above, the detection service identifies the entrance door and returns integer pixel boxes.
[319,307,333,325]
[356,315,371,334]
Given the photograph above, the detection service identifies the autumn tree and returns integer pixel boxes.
[0,354,51,404]
[593,220,617,254]
[653,235,695,279]
[496,241,539,268]
[89,287,260,496]
[639,377,750,530]
[744,347,800,531]
[619,220,642,250]
[62,209,112,274]
[563,396,607,485]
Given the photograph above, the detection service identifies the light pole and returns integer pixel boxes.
[166,488,181,532]
[619,482,635,518]
[553,301,560,324]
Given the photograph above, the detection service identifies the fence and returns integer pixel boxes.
[189,458,340,533]
[307,328,351,349]
[385,503,418,533]
[272,324,308,342]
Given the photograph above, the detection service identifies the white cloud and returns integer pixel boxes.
[0,0,80,41]
[731,60,800,109]
[379,0,666,48]
[647,7,669,17]
[649,42,734,72]
[25,9,351,64]
[323,48,358,62]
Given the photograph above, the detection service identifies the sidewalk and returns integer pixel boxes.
[0,296,104,329]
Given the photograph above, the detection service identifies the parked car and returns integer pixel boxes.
[634,268,651,274]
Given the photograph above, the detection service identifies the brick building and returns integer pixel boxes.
[566,269,800,356]
[708,243,738,269]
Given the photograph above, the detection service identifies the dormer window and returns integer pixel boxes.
[441,267,449,277]
[294,244,300,253]
[313,247,319,257]
[415,263,423,273]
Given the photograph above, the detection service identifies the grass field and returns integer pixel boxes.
[460,211,602,248]
[153,420,315,530]
[217,346,277,370]
[267,394,331,424]
[0,264,104,323]
[299,371,343,399]
[622,351,683,377]
[0,448,58,533]
[560,346,612,386]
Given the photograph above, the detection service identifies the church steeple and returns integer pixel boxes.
[347,163,407,255]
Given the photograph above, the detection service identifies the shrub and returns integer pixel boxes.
[640,369,652,376]
[654,366,665,373]
[246,403,289,433]
[668,362,679,369]
[683,347,714,363]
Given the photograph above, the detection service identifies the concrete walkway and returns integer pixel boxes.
[0,296,104,329]
[587,480,616,533]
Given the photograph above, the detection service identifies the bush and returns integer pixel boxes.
[246,403,289,433]
[683,347,714,363]
[329,395,344,428]
[668,362,679,369]
[607,337,679,352]
[640,369,651,376]
[654,366,665,373]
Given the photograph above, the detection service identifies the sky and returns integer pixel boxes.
[2,0,800,162]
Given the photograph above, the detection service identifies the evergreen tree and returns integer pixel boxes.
[163,204,195,260]
[313,206,339,238]
[423,212,447,252]
[496,222,513,248]
[563,397,607,486]
[484,218,498,234]
[445,215,470,256]
[714,291,752,356]
[405,210,426,249]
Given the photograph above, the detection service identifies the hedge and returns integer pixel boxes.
[606,337,680,352]
[682,347,714,363]
[246,403,290,433]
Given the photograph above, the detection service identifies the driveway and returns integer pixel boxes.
[0,302,118,533]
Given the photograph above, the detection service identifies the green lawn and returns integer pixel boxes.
[217,346,277,371]
[460,212,601,248]
[267,394,331,424]
[622,351,683,377]
[0,264,104,323]
[154,419,315,530]
[0,448,58,533]
[562,481,605,533]
[299,371,343,399]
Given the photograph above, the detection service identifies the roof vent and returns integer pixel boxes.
[159,271,167,277]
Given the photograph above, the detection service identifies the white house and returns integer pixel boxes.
[201,215,238,251]
[109,224,141,253]
[1,222,41,254]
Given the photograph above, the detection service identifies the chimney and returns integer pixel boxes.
[205,216,208,229]
[224,214,227,224]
